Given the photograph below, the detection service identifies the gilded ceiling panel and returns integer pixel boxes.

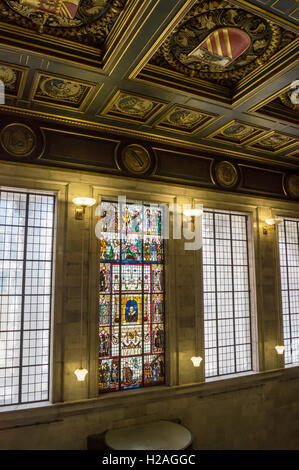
[0,0,126,49]
[143,0,297,90]
[100,91,167,124]
[207,120,267,145]
[30,71,96,110]
[153,105,218,134]
[247,131,298,153]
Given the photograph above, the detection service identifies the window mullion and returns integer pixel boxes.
[18,193,30,405]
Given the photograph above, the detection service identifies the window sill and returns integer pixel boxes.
[0,401,51,414]
[0,366,298,430]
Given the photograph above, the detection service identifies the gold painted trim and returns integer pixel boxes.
[152,104,219,135]
[287,149,299,160]
[206,120,269,146]
[29,71,97,112]
[249,83,296,113]
[289,7,299,20]
[0,42,101,71]
[235,38,298,92]
[230,0,299,31]
[233,67,298,109]
[40,127,121,144]
[140,63,229,93]
[128,0,198,80]
[0,22,101,54]
[103,0,161,76]
[84,83,105,114]
[152,146,214,162]
[1,103,299,170]
[99,89,168,124]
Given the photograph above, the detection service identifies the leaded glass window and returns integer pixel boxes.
[99,200,165,392]
[0,190,55,406]
[278,217,299,365]
[202,210,253,378]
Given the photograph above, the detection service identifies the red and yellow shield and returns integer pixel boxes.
[188,28,251,66]
[19,0,80,19]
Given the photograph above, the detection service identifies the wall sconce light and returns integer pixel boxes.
[183,208,203,231]
[263,217,283,235]
[275,345,285,355]
[74,367,88,382]
[72,197,96,220]
[191,356,203,367]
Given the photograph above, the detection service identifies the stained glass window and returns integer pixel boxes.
[0,190,55,406]
[278,217,299,365]
[202,210,253,378]
[98,200,165,392]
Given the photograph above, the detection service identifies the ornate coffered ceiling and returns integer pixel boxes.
[0,0,298,170]
[147,0,295,87]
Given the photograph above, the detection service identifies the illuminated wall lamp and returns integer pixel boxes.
[275,345,285,355]
[263,217,283,235]
[183,208,203,231]
[74,367,88,381]
[191,356,203,367]
[72,197,96,220]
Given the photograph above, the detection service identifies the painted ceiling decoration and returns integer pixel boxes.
[29,72,96,110]
[248,131,298,153]
[0,0,298,173]
[101,91,166,123]
[0,0,126,45]
[149,0,296,86]
[154,105,216,134]
[207,120,266,145]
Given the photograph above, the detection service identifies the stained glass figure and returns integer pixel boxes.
[98,201,165,392]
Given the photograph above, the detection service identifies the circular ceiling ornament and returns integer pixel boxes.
[284,174,299,200]
[0,123,37,158]
[159,1,281,83]
[120,144,152,176]
[214,160,239,188]
[4,0,114,28]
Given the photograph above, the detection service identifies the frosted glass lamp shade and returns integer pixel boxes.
[72,197,96,207]
[183,208,203,217]
[275,345,285,355]
[74,368,88,381]
[265,218,283,226]
[190,356,203,367]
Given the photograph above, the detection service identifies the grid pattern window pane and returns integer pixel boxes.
[203,210,252,378]
[278,218,299,365]
[0,190,55,406]
[99,200,165,393]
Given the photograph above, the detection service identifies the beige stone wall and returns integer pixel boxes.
[0,160,298,450]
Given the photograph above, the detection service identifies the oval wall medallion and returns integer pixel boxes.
[0,123,36,157]
[284,174,299,200]
[214,160,239,188]
[118,144,153,176]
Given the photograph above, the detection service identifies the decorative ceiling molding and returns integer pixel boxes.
[147,0,296,87]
